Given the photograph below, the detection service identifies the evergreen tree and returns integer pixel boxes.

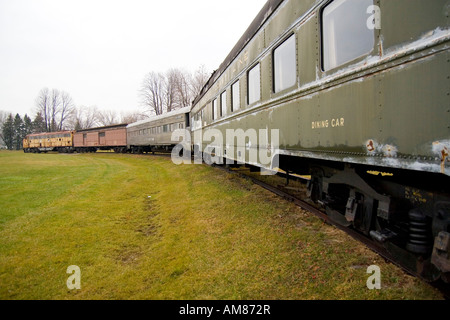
[74,119,82,131]
[13,114,24,150]
[2,114,14,150]
[23,114,33,137]
[32,112,46,133]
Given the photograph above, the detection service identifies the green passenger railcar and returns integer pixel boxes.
[191,0,450,283]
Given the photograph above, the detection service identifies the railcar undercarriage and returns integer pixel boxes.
[281,155,450,283]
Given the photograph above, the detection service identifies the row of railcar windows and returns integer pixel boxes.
[30,133,71,140]
[203,30,297,125]
[196,0,375,126]
[129,122,185,137]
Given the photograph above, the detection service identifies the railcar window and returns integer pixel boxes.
[231,80,240,112]
[212,99,218,120]
[220,91,227,117]
[248,63,261,105]
[322,0,374,71]
[274,34,297,93]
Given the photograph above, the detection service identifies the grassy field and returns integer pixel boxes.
[0,151,443,300]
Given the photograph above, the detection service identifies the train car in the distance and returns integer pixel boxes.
[73,124,128,153]
[23,131,75,153]
[127,107,190,154]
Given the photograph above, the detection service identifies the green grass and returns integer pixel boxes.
[0,151,443,300]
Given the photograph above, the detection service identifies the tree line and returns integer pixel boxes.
[0,66,211,150]
[0,112,33,150]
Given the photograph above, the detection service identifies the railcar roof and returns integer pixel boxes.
[26,130,73,137]
[192,0,284,107]
[127,106,190,129]
[75,123,129,133]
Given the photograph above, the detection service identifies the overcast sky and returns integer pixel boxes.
[0,0,267,117]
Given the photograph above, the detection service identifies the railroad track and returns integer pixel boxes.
[219,164,450,299]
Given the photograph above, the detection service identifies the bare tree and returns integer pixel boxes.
[191,65,210,99]
[35,88,50,131]
[59,91,75,131]
[165,69,177,112]
[140,65,211,116]
[140,72,165,116]
[168,68,192,110]
[96,109,120,126]
[120,110,148,124]
[70,106,100,130]
[35,88,75,132]
[0,110,8,125]
[49,89,61,131]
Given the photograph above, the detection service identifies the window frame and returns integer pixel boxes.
[273,33,297,93]
[212,98,218,121]
[320,0,376,72]
[247,63,261,105]
[231,80,240,112]
[220,90,227,117]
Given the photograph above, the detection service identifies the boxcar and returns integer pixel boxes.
[74,124,128,153]
[190,0,450,282]
[127,107,190,153]
[23,131,74,153]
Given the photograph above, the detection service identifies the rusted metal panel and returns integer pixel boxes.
[73,133,83,147]
[86,132,99,147]
[24,131,74,150]
[105,128,127,146]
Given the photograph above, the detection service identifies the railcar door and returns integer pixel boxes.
[99,132,106,146]
[98,132,106,146]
